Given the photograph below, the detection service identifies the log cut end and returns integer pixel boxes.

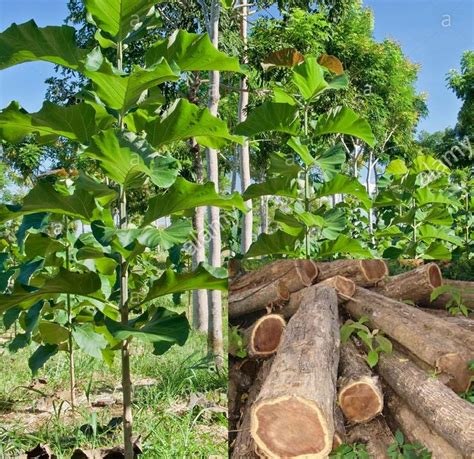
[427,263,442,288]
[338,376,384,423]
[251,396,331,458]
[360,259,389,282]
[297,259,319,286]
[436,352,473,393]
[319,276,356,300]
[250,315,286,357]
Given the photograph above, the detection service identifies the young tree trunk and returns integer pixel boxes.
[338,339,383,423]
[430,279,474,309]
[240,314,285,358]
[231,358,274,459]
[315,259,388,287]
[346,417,395,459]
[259,195,268,235]
[206,0,223,367]
[230,259,318,294]
[373,263,442,306]
[283,276,355,318]
[238,0,253,254]
[384,385,463,459]
[366,149,374,236]
[344,287,474,392]
[250,286,339,458]
[377,349,474,457]
[229,280,289,319]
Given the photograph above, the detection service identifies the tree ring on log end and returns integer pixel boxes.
[251,315,286,356]
[296,260,319,286]
[428,263,442,288]
[360,260,388,281]
[251,396,331,458]
[338,378,383,423]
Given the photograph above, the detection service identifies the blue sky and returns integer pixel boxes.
[0,0,473,133]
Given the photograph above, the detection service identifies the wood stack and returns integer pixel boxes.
[229,260,474,459]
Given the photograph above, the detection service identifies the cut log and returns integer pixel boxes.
[282,277,355,319]
[384,385,463,459]
[243,314,286,358]
[315,259,388,287]
[344,287,474,392]
[338,339,383,423]
[420,308,474,332]
[250,286,339,458]
[373,263,442,306]
[378,348,474,457]
[231,358,274,459]
[230,259,318,293]
[229,280,290,319]
[332,406,346,450]
[346,417,395,459]
[430,279,474,309]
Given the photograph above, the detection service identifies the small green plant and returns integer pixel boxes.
[228,326,247,358]
[430,285,473,316]
[340,317,392,367]
[387,430,432,459]
[330,443,369,459]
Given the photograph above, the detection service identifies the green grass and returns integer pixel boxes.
[0,326,227,458]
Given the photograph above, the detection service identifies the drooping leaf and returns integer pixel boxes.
[24,233,65,261]
[418,225,463,246]
[317,234,371,258]
[316,207,346,240]
[243,175,297,200]
[287,137,314,166]
[84,0,156,41]
[146,30,241,72]
[105,307,189,355]
[17,213,47,248]
[314,106,375,147]
[386,159,408,176]
[317,54,344,75]
[261,47,304,71]
[143,178,246,225]
[17,259,44,285]
[314,144,346,180]
[272,87,298,106]
[274,210,305,236]
[0,20,86,70]
[144,264,228,304]
[292,57,328,100]
[0,269,101,314]
[146,98,241,149]
[0,101,107,144]
[314,174,371,208]
[367,350,379,368]
[86,129,179,189]
[234,102,300,136]
[29,344,58,375]
[72,324,108,359]
[411,155,450,174]
[245,230,302,258]
[414,188,459,207]
[421,242,451,260]
[39,322,69,345]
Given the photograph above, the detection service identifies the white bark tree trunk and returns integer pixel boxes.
[238,0,253,254]
[260,195,268,234]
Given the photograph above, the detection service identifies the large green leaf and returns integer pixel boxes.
[234,102,300,137]
[414,188,459,207]
[421,242,451,260]
[105,307,189,355]
[0,269,101,314]
[314,174,371,208]
[418,225,463,246]
[84,0,155,41]
[0,20,85,70]
[318,235,371,258]
[292,57,328,100]
[0,177,115,223]
[411,155,450,174]
[144,264,228,304]
[86,129,179,189]
[274,210,305,236]
[287,137,314,166]
[72,324,108,359]
[314,106,375,147]
[146,99,241,149]
[146,30,241,72]
[29,344,58,376]
[39,322,69,345]
[243,176,298,200]
[0,101,106,144]
[314,144,346,181]
[245,230,302,258]
[143,178,246,225]
[85,56,178,112]
[386,159,408,176]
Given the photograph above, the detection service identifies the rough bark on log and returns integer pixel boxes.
[373,263,442,306]
[346,417,395,459]
[282,277,355,319]
[229,280,290,319]
[338,339,383,423]
[231,358,273,459]
[430,279,474,309]
[384,385,463,459]
[230,259,318,293]
[420,308,474,332]
[378,349,474,457]
[332,406,346,450]
[344,287,474,392]
[315,259,388,287]
[242,314,286,359]
[250,286,340,458]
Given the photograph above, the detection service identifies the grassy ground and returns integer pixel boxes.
[0,311,227,458]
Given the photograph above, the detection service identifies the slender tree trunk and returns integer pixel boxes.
[366,149,374,236]
[230,166,238,193]
[117,42,133,459]
[259,195,268,234]
[206,0,224,367]
[238,0,252,254]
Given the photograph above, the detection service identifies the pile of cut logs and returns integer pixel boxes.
[228,259,474,459]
